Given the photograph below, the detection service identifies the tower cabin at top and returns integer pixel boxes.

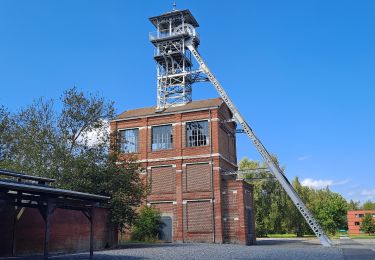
[149,9,201,110]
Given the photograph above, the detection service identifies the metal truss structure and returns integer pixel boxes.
[148,9,332,247]
[186,41,332,248]
[149,10,207,110]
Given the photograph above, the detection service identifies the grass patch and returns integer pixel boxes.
[331,231,375,239]
[260,232,375,240]
[264,234,315,238]
[348,234,375,239]
[332,231,348,239]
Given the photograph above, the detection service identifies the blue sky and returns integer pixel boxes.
[0,1,374,202]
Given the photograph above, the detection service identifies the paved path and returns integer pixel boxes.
[338,237,375,260]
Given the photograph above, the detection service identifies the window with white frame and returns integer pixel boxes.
[186,120,209,147]
[152,124,173,150]
[119,128,139,153]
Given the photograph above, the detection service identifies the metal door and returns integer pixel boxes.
[159,216,172,242]
[247,208,255,243]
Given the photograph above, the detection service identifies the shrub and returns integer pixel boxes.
[131,206,163,242]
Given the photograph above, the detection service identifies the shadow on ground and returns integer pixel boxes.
[255,238,319,246]
[116,242,191,249]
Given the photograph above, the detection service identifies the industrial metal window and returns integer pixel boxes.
[152,125,173,150]
[186,120,209,147]
[119,128,139,153]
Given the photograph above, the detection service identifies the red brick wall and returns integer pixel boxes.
[111,100,255,245]
[218,105,237,164]
[112,109,223,163]
[0,206,116,257]
[183,200,213,242]
[222,179,255,245]
[150,166,176,194]
[183,163,211,192]
[347,210,375,234]
[150,202,178,240]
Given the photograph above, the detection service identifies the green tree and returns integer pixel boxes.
[0,88,145,231]
[2,98,58,177]
[131,206,163,242]
[360,213,375,235]
[238,157,349,236]
[239,157,289,236]
[311,188,348,235]
[348,200,360,211]
[0,106,13,163]
[362,200,375,210]
[286,177,313,237]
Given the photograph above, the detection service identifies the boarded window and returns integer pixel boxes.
[183,163,211,192]
[150,166,175,194]
[186,121,209,147]
[119,128,139,153]
[186,201,212,232]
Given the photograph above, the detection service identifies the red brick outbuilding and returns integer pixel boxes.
[347,210,375,234]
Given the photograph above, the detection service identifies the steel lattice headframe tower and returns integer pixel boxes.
[149,9,206,110]
[148,8,332,247]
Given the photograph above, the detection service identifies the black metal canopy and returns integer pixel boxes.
[0,168,55,184]
[0,168,110,259]
[0,179,108,202]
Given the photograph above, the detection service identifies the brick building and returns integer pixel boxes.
[110,98,256,245]
[347,210,375,235]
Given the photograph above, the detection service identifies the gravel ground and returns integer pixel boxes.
[8,238,375,259]
[52,238,344,260]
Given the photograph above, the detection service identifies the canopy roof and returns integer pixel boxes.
[0,169,108,202]
[149,9,199,29]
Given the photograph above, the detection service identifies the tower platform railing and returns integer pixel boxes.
[149,30,200,41]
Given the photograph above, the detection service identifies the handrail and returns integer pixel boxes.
[149,30,200,41]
